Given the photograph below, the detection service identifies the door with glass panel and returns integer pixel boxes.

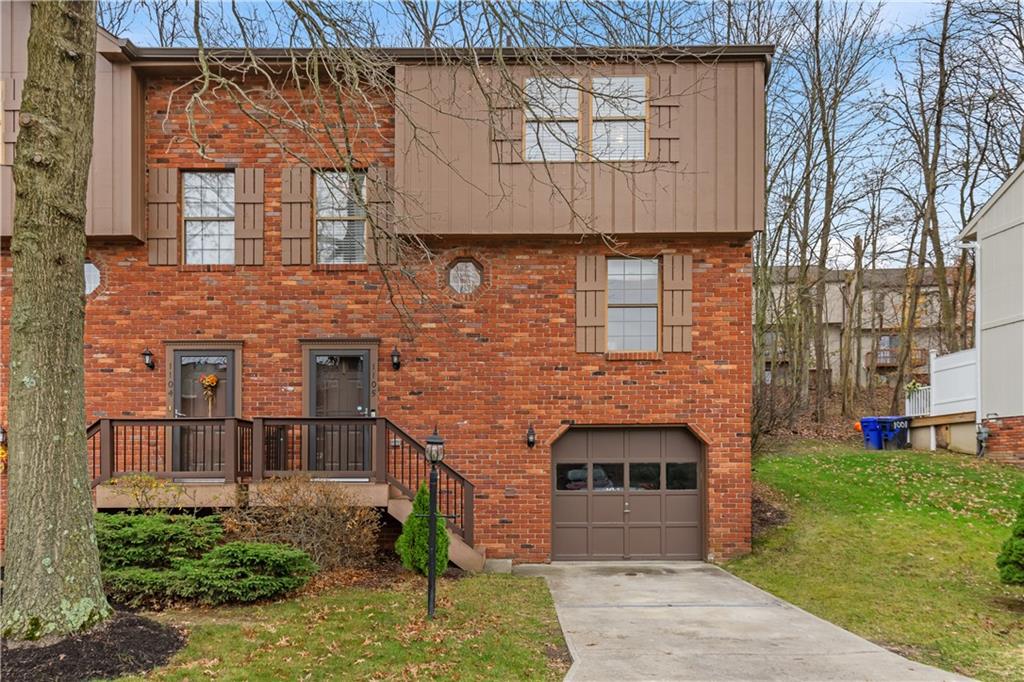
[307,350,371,472]
[172,350,236,473]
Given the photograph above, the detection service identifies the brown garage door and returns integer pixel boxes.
[552,428,702,560]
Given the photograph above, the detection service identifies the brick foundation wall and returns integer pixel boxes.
[0,76,754,563]
[983,417,1024,466]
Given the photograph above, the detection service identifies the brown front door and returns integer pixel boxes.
[306,349,371,471]
[172,349,236,471]
[552,428,702,560]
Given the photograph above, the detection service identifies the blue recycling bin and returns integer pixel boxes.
[860,416,910,450]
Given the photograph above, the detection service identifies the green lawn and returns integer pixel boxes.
[728,440,1024,682]
[125,573,568,681]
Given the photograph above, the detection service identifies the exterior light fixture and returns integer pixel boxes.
[526,424,537,448]
[423,425,446,619]
[391,346,402,371]
[141,348,155,370]
[0,424,7,447]
[425,426,445,463]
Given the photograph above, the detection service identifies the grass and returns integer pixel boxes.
[727,440,1024,682]
[123,572,569,681]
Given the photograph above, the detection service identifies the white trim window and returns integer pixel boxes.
[183,171,235,265]
[524,77,580,162]
[607,257,659,351]
[591,77,646,161]
[315,170,366,264]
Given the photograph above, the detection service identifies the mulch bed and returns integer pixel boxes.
[1,612,185,682]
[752,482,790,538]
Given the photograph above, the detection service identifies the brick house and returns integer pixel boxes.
[0,4,770,566]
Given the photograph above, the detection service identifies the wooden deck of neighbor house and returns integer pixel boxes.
[86,417,483,570]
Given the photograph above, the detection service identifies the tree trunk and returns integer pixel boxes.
[1,0,110,640]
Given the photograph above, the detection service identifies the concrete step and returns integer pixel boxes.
[386,497,485,573]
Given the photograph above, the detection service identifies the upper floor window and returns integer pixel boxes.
[183,171,235,265]
[315,170,366,264]
[591,77,646,161]
[607,257,659,351]
[524,77,579,162]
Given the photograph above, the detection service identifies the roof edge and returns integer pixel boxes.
[962,161,1024,240]
[121,44,775,64]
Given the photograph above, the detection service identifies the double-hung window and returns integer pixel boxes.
[183,171,235,265]
[524,77,580,162]
[607,257,659,351]
[591,77,646,161]
[315,170,366,264]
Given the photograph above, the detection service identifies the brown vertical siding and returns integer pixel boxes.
[0,0,144,241]
[395,58,766,235]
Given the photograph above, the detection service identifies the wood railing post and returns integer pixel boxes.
[223,418,237,483]
[373,418,387,483]
[99,419,113,483]
[462,480,475,546]
[251,418,264,481]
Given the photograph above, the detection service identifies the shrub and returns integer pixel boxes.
[102,542,316,608]
[997,497,1024,585]
[107,473,196,509]
[95,512,223,570]
[175,542,318,605]
[395,483,449,576]
[103,566,181,610]
[222,476,381,569]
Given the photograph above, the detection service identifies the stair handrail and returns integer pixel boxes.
[381,418,475,545]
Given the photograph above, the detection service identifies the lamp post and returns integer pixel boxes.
[424,427,445,619]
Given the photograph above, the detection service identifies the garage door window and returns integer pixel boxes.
[593,463,624,490]
[556,463,588,490]
[629,463,660,490]
[666,462,697,490]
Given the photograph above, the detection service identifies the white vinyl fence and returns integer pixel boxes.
[905,386,931,417]
[906,348,978,418]
[930,349,977,416]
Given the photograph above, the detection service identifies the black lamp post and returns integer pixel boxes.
[424,426,445,619]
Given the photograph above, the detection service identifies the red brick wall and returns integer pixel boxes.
[0,76,754,563]
[983,417,1024,466]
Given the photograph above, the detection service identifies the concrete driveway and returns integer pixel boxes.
[515,562,970,682]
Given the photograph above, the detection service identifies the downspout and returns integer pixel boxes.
[958,240,985,455]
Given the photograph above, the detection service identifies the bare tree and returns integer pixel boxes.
[2,0,111,640]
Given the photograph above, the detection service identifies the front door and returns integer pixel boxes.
[307,349,370,471]
[172,349,236,471]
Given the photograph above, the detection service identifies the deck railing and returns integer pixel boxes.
[87,415,475,545]
[866,348,929,369]
[88,418,253,484]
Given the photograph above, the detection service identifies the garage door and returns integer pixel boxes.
[552,428,702,560]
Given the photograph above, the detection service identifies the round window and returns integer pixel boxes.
[447,259,482,294]
[84,262,101,295]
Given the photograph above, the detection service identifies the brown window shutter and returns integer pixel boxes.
[1,76,22,166]
[234,168,264,265]
[649,71,681,163]
[576,255,607,353]
[662,253,693,352]
[147,167,179,265]
[280,166,312,265]
[366,165,396,265]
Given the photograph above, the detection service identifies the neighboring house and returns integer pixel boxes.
[764,266,965,386]
[955,163,1024,466]
[0,2,769,564]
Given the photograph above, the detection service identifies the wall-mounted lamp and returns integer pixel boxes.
[0,424,7,447]
[391,346,402,371]
[526,424,537,448]
[141,348,155,370]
